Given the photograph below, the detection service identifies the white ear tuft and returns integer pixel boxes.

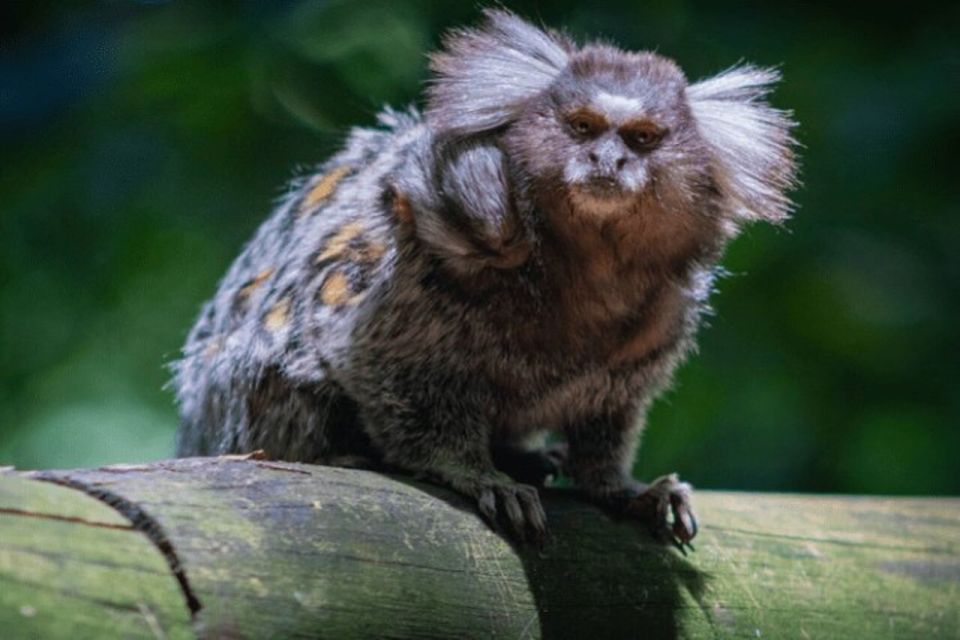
[426,9,572,139]
[687,65,799,224]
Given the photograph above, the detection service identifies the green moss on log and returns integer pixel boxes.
[2,459,958,639]
[0,474,193,639]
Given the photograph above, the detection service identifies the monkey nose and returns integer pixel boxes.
[588,151,627,172]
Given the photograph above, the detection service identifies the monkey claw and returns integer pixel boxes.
[476,482,549,547]
[623,473,698,554]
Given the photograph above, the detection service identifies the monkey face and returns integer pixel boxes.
[560,104,664,202]
[505,46,708,218]
[429,9,796,228]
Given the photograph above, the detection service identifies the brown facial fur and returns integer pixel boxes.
[520,183,718,359]
[564,108,609,137]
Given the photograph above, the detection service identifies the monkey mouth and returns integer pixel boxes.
[577,176,626,199]
[569,179,636,218]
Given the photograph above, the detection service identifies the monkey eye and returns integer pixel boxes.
[572,118,593,134]
[564,110,606,138]
[621,122,666,152]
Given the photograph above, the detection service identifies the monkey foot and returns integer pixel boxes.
[623,473,698,553]
[475,481,548,547]
[492,442,568,487]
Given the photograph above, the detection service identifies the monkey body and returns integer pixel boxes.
[174,10,797,545]
[175,109,704,473]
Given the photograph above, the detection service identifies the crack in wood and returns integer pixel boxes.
[254,462,313,475]
[29,473,204,618]
[0,506,136,531]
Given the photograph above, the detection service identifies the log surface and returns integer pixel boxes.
[1,457,958,639]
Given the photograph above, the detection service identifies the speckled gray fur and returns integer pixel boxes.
[173,10,797,546]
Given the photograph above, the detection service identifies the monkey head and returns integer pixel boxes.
[427,9,797,234]
[503,46,704,220]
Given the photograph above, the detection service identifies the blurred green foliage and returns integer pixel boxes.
[1,0,957,494]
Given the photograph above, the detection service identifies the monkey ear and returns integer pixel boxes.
[686,65,799,224]
[393,138,532,276]
[426,9,573,139]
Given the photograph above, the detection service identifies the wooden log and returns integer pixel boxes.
[1,457,958,639]
[0,473,193,639]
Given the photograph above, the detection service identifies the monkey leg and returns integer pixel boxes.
[564,413,698,552]
[401,140,531,272]
[358,394,548,546]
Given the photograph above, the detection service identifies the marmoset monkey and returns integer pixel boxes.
[173,9,797,548]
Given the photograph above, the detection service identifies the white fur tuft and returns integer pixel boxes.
[687,65,798,223]
[426,9,572,138]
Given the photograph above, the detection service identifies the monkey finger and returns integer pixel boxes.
[671,504,698,544]
[496,486,527,544]
[669,484,697,543]
[515,485,548,547]
[476,488,499,528]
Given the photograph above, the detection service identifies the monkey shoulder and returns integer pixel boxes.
[179,110,428,379]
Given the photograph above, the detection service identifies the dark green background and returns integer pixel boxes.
[2,1,957,494]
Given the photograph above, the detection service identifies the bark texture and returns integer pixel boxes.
[1,457,958,639]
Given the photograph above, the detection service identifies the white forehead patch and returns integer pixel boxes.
[594,92,644,121]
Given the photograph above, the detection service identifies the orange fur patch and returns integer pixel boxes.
[319,270,366,307]
[302,165,353,212]
[237,267,276,300]
[264,297,292,331]
[354,241,387,263]
[392,191,414,224]
[320,271,350,306]
[315,222,365,263]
